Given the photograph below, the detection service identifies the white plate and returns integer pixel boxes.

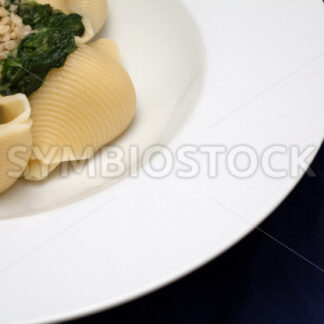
[0,0,323,322]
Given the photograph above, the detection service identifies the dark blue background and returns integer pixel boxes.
[72,144,324,324]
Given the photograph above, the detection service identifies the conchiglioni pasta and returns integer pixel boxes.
[36,0,108,43]
[24,39,136,181]
[0,94,32,193]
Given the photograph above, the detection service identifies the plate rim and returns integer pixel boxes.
[1,0,324,322]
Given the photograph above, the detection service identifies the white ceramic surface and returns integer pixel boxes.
[0,0,323,323]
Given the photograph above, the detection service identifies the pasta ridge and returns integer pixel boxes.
[24,39,136,180]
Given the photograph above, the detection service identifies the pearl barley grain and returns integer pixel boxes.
[0,3,33,60]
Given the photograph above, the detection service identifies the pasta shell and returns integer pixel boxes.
[88,38,121,64]
[36,0,108,43]
[24,39,136,181]
[35,0,68,12]
[0,94,32,194]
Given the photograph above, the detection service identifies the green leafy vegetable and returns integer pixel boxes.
[0,27,77,96]
[0,1,85,96]
[17,1,84,36]
[16,1,57,28]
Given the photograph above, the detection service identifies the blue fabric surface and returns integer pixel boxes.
[74,144,324,324]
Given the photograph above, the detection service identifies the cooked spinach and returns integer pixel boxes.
[0,27,77,96]
[0,1,84,96]
[17,1,84,36]
[16,1,57,28]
